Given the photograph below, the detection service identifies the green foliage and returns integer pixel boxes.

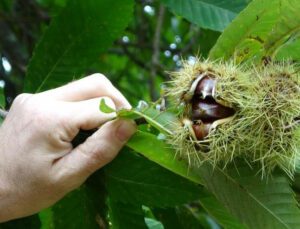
[105,149,202,207]
[118,105,177,135]
[127,130,203,184]
[200,163,300,229]
[0,88,4,108]
[0,215,40,229]
[108,201,147,229]
[0,88,4,124]
[1,0,300,228]
[49,186,103,228]
[209,0,300,63]
[161,0,251,32]
[129,110,300,228]
[25,0,134,92]
[99,98,115,114]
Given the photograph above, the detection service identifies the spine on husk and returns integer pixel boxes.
[167,58,300,177]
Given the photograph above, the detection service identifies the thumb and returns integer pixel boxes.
[54,119,136,187]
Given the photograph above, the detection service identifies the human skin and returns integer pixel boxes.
[0,73,136,222]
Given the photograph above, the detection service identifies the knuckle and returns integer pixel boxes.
[13,93,32,106]
[91,73,112,86]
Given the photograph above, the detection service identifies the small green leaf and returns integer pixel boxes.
[99,98,115,114]
[145,218,164,229]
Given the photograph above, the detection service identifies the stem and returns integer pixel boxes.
[149,4,165,101]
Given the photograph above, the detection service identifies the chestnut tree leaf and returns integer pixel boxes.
[24,0,134,92]
[209,0,280,62]
[263,0,300,57]
[108,201,148,229]
[127,130,203,185]
[128,130,300,229]
[209,0,300,62]
[161,0,251,32]
[117,105,178,136]
[127,132,247,229]
[105,149,202,207]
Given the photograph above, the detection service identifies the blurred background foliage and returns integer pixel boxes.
[0,0,224,108]
[0,0,258,228]
[2,0,300,229]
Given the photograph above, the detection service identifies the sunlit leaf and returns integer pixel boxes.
[127,131,203,185]
[118,105,178,135]
[99,98,115,114]
[161,0,251,32]
[209,0,280,62]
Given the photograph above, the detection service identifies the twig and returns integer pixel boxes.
[149,4,165,101]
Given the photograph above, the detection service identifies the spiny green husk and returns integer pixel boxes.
[167,58,300,177]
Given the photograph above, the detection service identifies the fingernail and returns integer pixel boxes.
[116,120,136,142]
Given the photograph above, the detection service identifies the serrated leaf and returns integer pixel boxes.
[198,162,300,229]
[118,106,178,135]
[25,0,134,92]
[275,39,300,61]
[197,190,248,229]
[209,0,300,62]
[128,131,247,229]
[50,186,101,229]
[128,129,300,229]
[108,201,148,229]
[161,0,250,32]
[264,0,300,57]
[209,0,280,62]
[175,205,219,229]
[127,130,203,185]
[99,98,115,114]
[105,149,202,207]
[44,173,108,229]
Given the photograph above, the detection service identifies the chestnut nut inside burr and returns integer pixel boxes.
[189,75,235,140]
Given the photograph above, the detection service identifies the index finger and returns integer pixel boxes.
[39,73,131,109]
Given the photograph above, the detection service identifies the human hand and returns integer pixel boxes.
[0,74,136,222]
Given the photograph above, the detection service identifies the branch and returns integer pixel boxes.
[149,4,165,101]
